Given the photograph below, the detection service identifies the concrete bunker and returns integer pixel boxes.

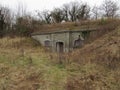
[31,29,96,52]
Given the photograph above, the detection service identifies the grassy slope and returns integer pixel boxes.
[66,28,120,90]
[0,37,67,90]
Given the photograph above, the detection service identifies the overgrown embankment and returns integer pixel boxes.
[66,28,120,90]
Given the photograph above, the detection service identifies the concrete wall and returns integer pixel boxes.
[32,34,52,45]
[32,30,95,52]
[52,32,70,52]
[32,32,70,52]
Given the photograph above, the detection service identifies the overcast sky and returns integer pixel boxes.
[0,0,119,12]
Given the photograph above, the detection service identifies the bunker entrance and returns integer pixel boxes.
[56,42,64,53]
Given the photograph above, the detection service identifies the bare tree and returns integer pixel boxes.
[0,5,13,37]
[51,8,64,23]
[0,9,5,37]
[100,0,119,18]
[77,4,90,21]
[16,1,28,18]
[63,1,90,22]
[62,4,70,21]
[92,5,100,20]
[68,1,80,22]
[13,1,35,36]
[41,10,51,24]
[38,10,51,24]
[37,11,44,22]
[15,14,33,36]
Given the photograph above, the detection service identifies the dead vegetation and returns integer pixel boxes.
[65,27,120,90]
[0,65,45,90]
[33,19,120,33]
[0,37,67,90]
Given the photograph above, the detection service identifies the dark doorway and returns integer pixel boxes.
[56,42,64,53]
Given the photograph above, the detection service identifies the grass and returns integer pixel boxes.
[66,63,120,90]
[65,28,120,90]
[34,19,120,33]
[0,37,67,90]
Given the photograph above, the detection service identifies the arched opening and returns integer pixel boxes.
[74,35,83,48]
[56,42,64,53]
[44,40,51,47]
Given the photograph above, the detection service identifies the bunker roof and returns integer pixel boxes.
[32,28,97,35]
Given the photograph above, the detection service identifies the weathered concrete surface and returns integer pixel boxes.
[32,29,96,52]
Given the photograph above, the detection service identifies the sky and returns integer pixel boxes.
[0,0,119,12]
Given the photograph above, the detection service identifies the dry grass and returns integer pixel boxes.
[69,27,120,66]
[33,19,120,33]
[65,27,120,90]
[0,37,67,90]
